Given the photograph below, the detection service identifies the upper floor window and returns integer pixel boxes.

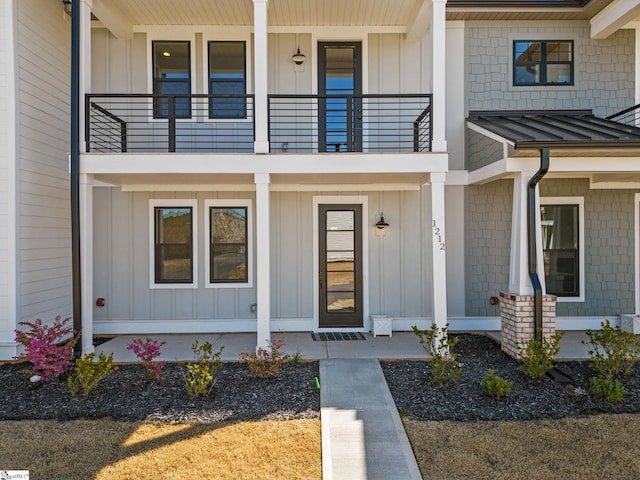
[208,41,246,118]
[513,41,573,86]
[540,198,583,301]
[153,41,191,118]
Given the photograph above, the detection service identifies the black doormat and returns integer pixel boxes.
[312,332,366,341]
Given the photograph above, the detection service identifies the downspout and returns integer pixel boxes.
[527,148,549,342]
[71,0,82,353]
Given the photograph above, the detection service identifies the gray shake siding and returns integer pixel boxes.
[465,180,512,317]
[466,25,634,117]
[466,130,503,171]
[540,179,637,317]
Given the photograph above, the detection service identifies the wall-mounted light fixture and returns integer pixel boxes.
[375,213,389,236]
[62,0,72,15]
[292,48,306,65]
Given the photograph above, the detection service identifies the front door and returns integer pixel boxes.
[319,204,363,328]
[318,42,362,152]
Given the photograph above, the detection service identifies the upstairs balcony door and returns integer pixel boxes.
[318,42,362,152]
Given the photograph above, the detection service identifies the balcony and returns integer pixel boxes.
[85,93,432,154]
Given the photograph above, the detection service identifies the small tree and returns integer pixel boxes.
[412,323,462,386]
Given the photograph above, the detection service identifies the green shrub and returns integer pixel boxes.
[518,330,564,378]
[182,340,224,397]
[412,324,462,387]
[238,337,290,378]
[290,349,304,364]
[482,369,513,400]
[67,352,118,397]
[583,319,640,378]
[589,375,625,403]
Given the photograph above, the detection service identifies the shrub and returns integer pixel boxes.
[412,324,462,387]
[583,319,640,378]
[589,375,625,403]
[127,338,166,380]
[518,330,564,378]
[290,349,304,364]
[482,369,513,400]
[182,340,224,397]
[238,337,290,378]
[67,352,118,397]
[14,316,78,382]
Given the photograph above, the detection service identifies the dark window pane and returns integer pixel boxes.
[210,206,248,283]
[154,207,193,283]
[547,64,572,84]
[541,204,579,296]
[327,292,355,312]
[515,65,540,84]
[209,41,246,118]
[153,41,191,118]
[514,40,573,86]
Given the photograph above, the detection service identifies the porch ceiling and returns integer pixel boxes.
[96,0,425,27]
[446,0,613,21]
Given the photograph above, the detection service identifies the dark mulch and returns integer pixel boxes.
[0,361,320,423]
[382,333,640,421]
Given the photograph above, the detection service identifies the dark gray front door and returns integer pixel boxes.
[319,204,363,328]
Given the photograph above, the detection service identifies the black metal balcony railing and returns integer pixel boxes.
[85,93,432,154]
[607,103,640,127]
[268,94,432,153]
[86,94,255,153]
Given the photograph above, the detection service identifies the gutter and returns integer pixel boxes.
[527,148,549,341]
[71,0,82,353]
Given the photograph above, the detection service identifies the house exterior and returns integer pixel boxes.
[1,0,640,360]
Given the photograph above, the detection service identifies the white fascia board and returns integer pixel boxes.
[466,121,515,148]
[406,0,431,42]
[549,156,640,172]
[590,0,640,39]
[445,170,469,186]
[81,153,449,175]
[92,0,133,39]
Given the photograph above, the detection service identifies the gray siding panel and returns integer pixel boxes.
[539,179,637,317]
[466,25,634,117]
[465,180,513,317]
[466,129,503,171]
[16,0,71,322]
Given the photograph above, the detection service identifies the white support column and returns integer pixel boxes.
[429,172,448,331]
[255,173,271,349]
[80,174,94,354]
[79,0,92,153]
[508,172,545,295]
[253,0,269,153]
[430,0,447,153]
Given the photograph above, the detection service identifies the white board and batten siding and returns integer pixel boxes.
[14,1,72,327]
[93,189,435,333]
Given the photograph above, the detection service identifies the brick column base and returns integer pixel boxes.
[499,292,557,359]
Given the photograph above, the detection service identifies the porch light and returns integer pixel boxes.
[376,213,389,229]
[292,48,306,65]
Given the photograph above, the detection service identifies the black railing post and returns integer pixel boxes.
[85,94,91,153]
[346,95,353,152]
[429,96,433,152]
[168,95,176,152]
[120,123,127,153]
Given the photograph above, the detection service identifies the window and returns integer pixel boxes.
[150,200,198,288]
[514,41,573,86]
[205,200,253,287]
[208,41,246,118]
[540,198,584,300]
[153,41,191,118]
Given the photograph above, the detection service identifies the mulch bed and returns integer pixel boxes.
[2,333,639,423]
[0,361,320,423]
[382,333,640,421]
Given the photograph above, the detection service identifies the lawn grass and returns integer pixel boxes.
[404,413,640,480]
[0,419,321,480]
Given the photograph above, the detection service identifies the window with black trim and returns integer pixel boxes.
[154,206,194,284]
[514,41,573,86]
[153,40,191,118]
[541,203,579,297]
[208,41,247,118]
[209,206,249,283]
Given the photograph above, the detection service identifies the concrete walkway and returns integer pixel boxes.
[320,359,422,480]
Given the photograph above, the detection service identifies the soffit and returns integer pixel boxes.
[446,0,613,21]
[100,0,423,27]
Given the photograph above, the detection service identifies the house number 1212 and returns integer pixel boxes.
[432,220,445,251]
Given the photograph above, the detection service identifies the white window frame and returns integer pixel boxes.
[204,199,254,289]
[149,199,198,289]
[540,196,584,302]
